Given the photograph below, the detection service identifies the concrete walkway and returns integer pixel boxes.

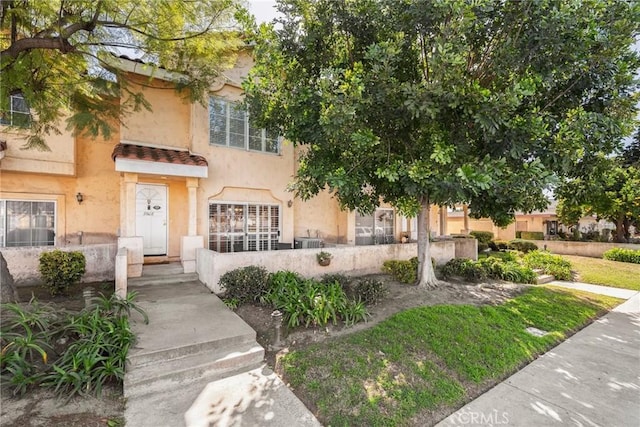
[124,277,320,427]
[437,283,640,427]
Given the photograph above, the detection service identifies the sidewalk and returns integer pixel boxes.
[437,283,640,426]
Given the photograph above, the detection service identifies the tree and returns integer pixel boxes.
[1,0,248,149]
[557,148,640,242]
[244,0,639,287]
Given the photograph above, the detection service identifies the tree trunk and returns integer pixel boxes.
[1,252,19,303]
[417,196,439,289]
[615,214,626,243]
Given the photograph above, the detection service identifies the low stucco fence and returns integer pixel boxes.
[525,240,640,258]
[197,239,477,294]
[1,243,117,286]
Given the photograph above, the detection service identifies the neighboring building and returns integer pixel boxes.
[1,51,443,282]
[446,200,615,241]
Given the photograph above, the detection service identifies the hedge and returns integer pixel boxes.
[603,248,640,264]
[520,231,545,240]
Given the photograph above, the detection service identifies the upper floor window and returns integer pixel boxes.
[209,96,279,154]
[0,94,31,127]
[0,200,56,247]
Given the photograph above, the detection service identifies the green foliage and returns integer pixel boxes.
[38,250,86,296]
[263,271,367,328]
[320,274,352,288]
[603,248,640,264]
[441,258,487,281]
[279,287,618,426]
[508,240,539,254]
[442,256,536,284]
[0,293,146,397]
[381,257,419,284]
[219,266,270,306]
[489,240,510,251]
[470,231,494,245]
[520,231,545,240]
[1,0,248,149]
[523,251,573,281]
[245,0,639,286]
[346,278,388,306]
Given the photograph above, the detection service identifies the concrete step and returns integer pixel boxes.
[537,274,555,284]
[127,326,259,368]
[128,273,199,287]
[124,343,265,399]
[142,263,185,276]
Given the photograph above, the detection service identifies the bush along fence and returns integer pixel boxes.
[603,248,640,264]
[219,266,388,328]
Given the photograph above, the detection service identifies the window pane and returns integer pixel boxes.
[265,130,280,154]
[209,202,280,252]
[4,200,55,247]
[248,122,263,151]
[1,94,31,127]
[228,103,245,148]
[209,98,227,145]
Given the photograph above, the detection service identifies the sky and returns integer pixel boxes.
[247,0,280,24]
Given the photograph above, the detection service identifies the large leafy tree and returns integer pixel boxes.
[557,142,640,242]
[244,0,639,287]
[0,0,248,149]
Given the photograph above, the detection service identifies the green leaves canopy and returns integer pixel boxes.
[1,0,248,149]
[244,0,639,226]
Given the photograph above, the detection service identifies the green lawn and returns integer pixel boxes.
[280,287,620,426]
[562,255,640,291]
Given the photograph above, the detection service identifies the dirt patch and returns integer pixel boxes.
[0,386,124,427]
[234,274,528,368]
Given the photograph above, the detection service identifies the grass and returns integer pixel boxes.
[279,287,621,426]
[562,255,640,291]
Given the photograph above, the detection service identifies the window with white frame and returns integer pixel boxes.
[209,97,279,154]
[0,94,31,127]
[0,200,56,247]
[209,202,280,253]
[355,208,395,245]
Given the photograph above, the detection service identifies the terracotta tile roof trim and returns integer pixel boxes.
[111,143,208,167]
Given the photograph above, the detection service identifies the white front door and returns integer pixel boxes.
[136,184,168,256]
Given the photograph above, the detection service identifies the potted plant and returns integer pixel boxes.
[316,251,332,266]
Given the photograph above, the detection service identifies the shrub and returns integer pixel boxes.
[219,266,270,306]
[477,257,536,284]
[522,250,572,281]
[1,293,146,397]
[382,257,419,284]
[471,231,494,253]
[347,278,388,306]
[515,231,522,239]
[603,248,640,264]
[39,250,86,296]
[441,258,487,281]
[520,231,544,240]
[470,231,494,244]
[264,274,367,328]
[320,273,352,288]
[509,239,538,253]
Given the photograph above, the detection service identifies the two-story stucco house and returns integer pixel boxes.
[1,51,451,288]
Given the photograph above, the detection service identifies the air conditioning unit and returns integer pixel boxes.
[294,238,322,249]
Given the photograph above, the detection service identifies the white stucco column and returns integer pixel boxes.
[439,206,447,236]
[463,205,470,234]
[186,177,198,236]
[181,177,203,274]
[123,172,138,236]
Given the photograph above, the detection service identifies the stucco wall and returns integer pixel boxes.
[119,76,191,148]
[1,244,117,286]
[452,238,478,260]
[1,116,76,176]
[197,242,456,294]
[527,240,640,258]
